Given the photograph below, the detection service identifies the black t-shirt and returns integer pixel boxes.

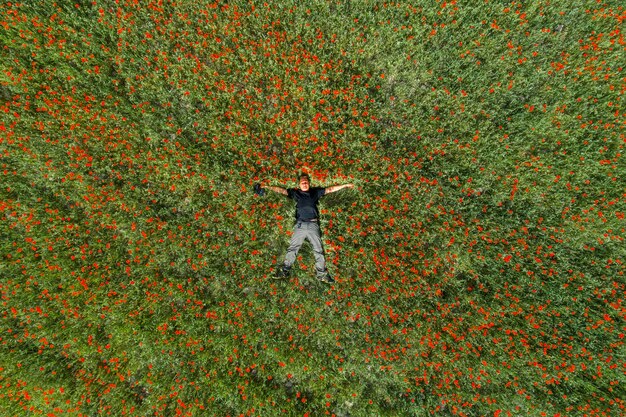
[287,187,326,222]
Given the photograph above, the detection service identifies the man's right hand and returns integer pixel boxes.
[253,183,266,196]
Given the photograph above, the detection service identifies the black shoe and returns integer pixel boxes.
[273,266,290,279]
[317,274,335,284]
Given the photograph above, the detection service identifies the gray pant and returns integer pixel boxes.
[283,221,328,278]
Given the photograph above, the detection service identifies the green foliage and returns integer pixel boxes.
[1,0,624,416]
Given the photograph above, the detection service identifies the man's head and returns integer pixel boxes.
[298,173,311,192]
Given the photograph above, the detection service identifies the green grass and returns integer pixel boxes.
[1,0,624,416]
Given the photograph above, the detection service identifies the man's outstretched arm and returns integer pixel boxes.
[325,183,354,194]
[264,185,288,196]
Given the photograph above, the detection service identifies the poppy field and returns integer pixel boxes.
[1,0,624,416]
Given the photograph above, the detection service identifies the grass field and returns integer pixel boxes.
[1,1,624,416]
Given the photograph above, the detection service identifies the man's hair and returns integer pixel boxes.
[299,173,310,182]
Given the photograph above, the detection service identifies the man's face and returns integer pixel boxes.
[299,177,310,192]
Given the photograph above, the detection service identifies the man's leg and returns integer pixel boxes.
[282,223,307,272]
[306,223,332,281]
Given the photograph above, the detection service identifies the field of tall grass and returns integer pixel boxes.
[1,1,624,415]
